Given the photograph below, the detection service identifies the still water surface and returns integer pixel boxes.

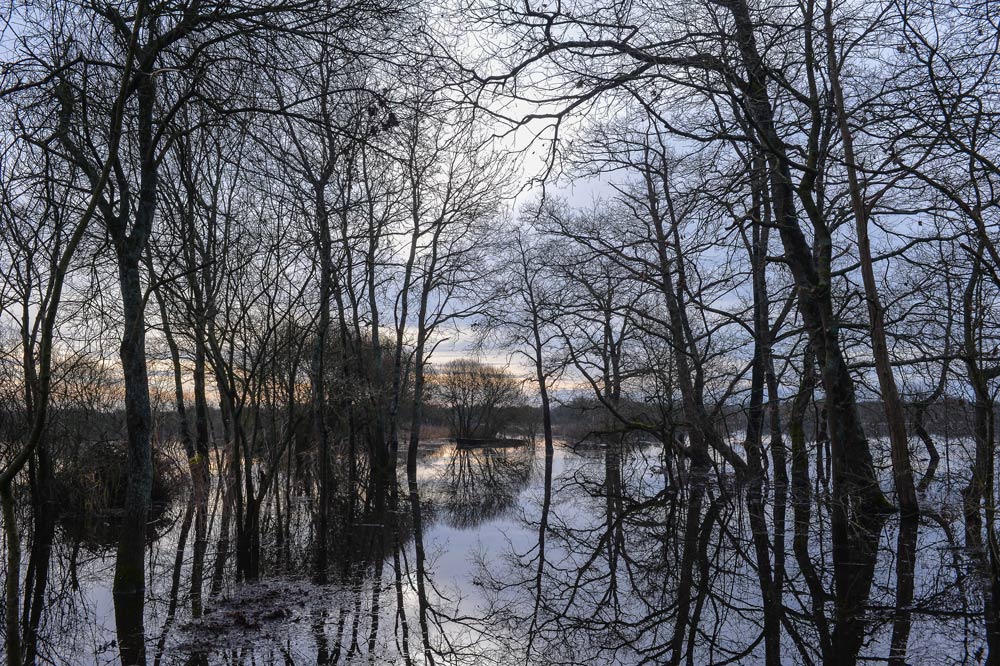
[26,440,984,665]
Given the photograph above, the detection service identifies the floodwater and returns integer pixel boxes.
[13,438,989,665]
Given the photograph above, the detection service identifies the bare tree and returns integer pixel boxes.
[427,358,524,439]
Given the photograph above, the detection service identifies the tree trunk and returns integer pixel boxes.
[310,182,333,584]
[822,0,918,517]
[113,255,154,666]
[2,482,22,666]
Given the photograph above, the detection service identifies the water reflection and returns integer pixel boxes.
[424,444,534,529]
[9,439,990,664]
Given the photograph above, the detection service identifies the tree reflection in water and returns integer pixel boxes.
[477,439,976,666]
[425,445,534,529]
[7,439,988,665]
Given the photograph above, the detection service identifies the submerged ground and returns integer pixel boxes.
[15,438,987,665]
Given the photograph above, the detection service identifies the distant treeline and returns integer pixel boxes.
[3,395,978,456]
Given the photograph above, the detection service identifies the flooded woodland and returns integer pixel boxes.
[3,413,995,666]
[4,0,1000,664]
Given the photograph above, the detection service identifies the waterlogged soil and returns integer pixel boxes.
[172,580,328,653]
